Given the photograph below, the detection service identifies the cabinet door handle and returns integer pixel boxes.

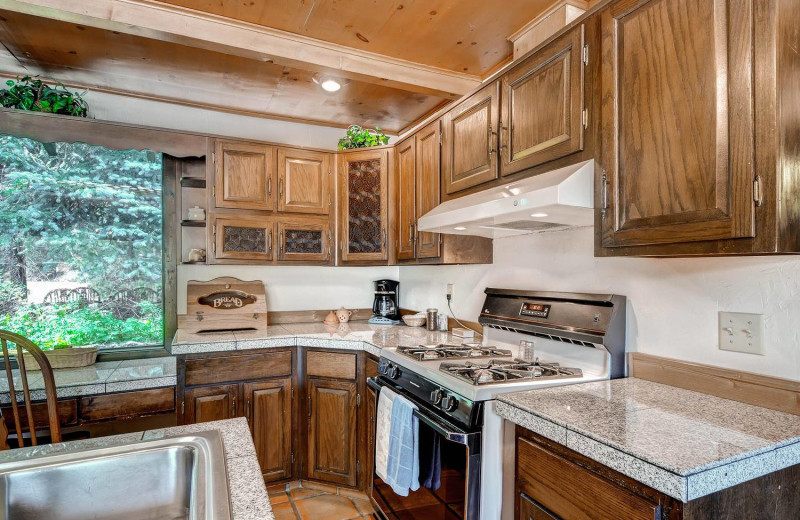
[601,169,610,217]
[500,124,508,150]
[488,125,497,155]
[279,179,284,197]
[232,397,237,417]
[267,177,272,195]
[245,398,250,420]
[279,231,284,253]
[308,395,312,418]
[268,230,273,252]
[409,220,414,242]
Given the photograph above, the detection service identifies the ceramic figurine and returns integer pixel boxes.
[323,310,339,325]
[336,307,353,323]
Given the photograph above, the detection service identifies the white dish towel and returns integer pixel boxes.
[375,386,397,481]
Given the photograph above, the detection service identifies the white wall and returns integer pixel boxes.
[178,264,399,314]
[399,227,800,381]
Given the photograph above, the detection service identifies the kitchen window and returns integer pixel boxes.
[0,134,172,351]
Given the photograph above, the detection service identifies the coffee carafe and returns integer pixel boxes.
[369,279,401,325]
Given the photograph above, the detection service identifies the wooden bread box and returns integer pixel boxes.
[178,277,268,334]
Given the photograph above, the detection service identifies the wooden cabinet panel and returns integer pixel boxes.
[600,0,755,248]
[306,351,357,380]
[501,25,585,176]
[442,82,500,194]
[517,436,659,520]
[520,494,561,520]
[276,217,331,263]
[1,399,78,431]
[396,137,416,260]
[184,384,238,424]
[244,378,292,482]
[210,214,274,263]
[415,120,441,259]
[307,378,358,486]
[79,388,175,423]
[277,148,331,215]
[185,350,293,386]
[338,148,390,263]
[214,141,275,211]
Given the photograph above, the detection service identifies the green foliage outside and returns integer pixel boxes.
[0,76,89,117]
[337,125,390,150]
[0,135,164,350]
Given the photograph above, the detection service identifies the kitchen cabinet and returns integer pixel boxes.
[306,378,358,486]
[500,24,585,177]
[396,137,416,260]
[277,148,332,215]
[209,214,274,264]
[243,378,293,482]
[276,217,332,263]
[183,384,238,424]
[212,141,275,211]
[442,82,500,195]
[338,148,391,264]
[415,121,442,259]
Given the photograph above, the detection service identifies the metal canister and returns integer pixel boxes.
[426,308,438,331]
[437,313,449,332]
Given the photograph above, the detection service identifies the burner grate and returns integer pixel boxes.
[395,344,513,362]
[439,359,583,385]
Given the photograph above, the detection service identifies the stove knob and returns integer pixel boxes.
[430,389,444,405]
[441,395,458,412]
[387,365,401,380]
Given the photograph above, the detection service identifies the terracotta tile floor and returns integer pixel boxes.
[268,480,377,520]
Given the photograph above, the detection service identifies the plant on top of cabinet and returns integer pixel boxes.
[337,125,390,150]
[0,76,88,117]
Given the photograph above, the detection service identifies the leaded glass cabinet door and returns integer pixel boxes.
[338,149,389,263]
[277,218,332,263]
[210,215,274,263]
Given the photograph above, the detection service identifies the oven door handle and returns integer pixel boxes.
[367,377,481,450]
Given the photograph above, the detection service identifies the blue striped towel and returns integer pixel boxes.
[384,394,420,496]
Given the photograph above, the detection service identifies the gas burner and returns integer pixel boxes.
[395,344,514,362]
[439,359,583,386]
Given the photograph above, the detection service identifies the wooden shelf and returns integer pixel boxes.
[181,220,206,227]
[180,177,206,188]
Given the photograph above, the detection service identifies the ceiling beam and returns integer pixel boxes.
[0,0,482,98]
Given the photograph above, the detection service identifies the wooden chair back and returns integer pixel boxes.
[0,330,61,449]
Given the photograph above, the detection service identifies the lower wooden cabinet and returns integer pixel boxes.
[244,378,293,482]
[184,383,238,424]
[307,377,358,486]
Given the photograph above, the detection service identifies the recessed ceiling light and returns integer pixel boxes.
[312,73,343,92]
[530,213,548,218]
[454,226,467,231]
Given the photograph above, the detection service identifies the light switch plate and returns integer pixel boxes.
[718,312,765,355]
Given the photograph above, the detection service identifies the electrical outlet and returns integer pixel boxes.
[718,312,765,355]
[446,283,454,300]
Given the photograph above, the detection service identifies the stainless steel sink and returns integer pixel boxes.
[0,430,232,520]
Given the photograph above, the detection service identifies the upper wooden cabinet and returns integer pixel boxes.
[442,82,500,194]
[213,141,275,211]
[338,148,391,264]
[500,24,585,176]
[599,0,756,249]
[209,214,274,264]
[276,217,332,263]
[396,138,417,261]
[415,121,442,259]
[277,148,332,215]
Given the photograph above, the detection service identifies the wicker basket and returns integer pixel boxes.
[21,347,98,370]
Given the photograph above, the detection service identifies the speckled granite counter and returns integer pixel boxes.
[496,377,800,502]
[0,417,271,520]
[171,321,456,357]
[0,356,176,403]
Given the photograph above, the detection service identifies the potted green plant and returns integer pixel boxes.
[337,125,390,150]
[0,76,88,117]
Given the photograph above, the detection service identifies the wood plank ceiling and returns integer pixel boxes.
[0,0,558,133]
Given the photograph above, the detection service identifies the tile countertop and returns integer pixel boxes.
[170,321,457,356]
[495,377,800,503]
[0,417,271,520]
[0,356,177,404]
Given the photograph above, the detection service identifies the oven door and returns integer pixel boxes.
[367,377,481,520]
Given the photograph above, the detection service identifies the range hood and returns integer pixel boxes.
[417,160,594,238]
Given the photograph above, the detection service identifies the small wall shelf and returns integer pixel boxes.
[180,177,206,188]
[181,220,206,227]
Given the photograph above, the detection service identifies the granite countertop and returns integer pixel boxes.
[0,417,271,520]
[171,321,458,356]
[496,377,800,502]
[0,356,176,404]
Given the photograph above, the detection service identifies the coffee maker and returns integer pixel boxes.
[369,279,401,325]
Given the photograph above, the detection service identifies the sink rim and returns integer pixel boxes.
[0,430,232,520]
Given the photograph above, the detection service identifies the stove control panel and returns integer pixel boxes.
[378,359,402,380]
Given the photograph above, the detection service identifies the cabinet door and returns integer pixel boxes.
[520,494,561,520]
[307,378,358,486]
[600,0,755,248]
[442,81,500,194]
[501,25,585,176]
[415,120,442,259]
[277,148,331,215]
[214,141,275,211]
[338,149,389,263]
[276,218,331,263]
[243,379,292,482]
[184,384,238,424]
[211,215,274,262]
[396,137,416,260]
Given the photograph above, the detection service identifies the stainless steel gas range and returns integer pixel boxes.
[367,288,626,520]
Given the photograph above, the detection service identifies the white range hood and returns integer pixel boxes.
[417,159,595,238]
